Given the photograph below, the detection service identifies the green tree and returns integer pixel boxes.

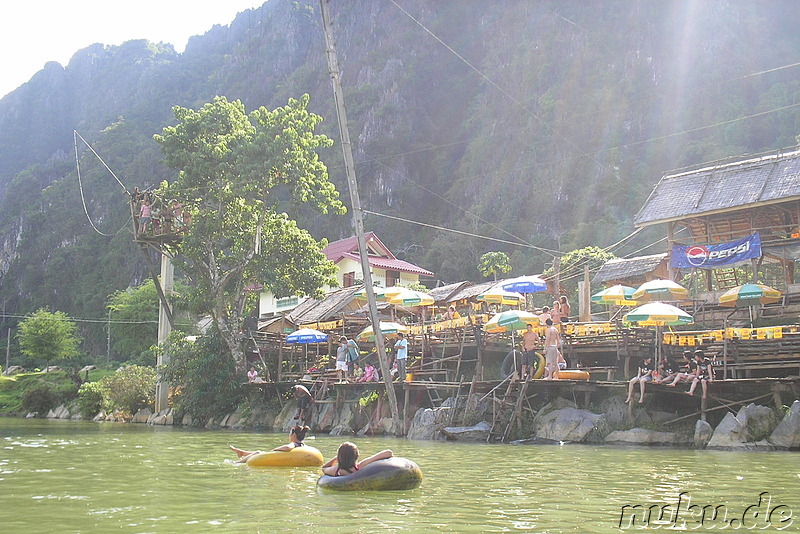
[154,95,344,370]
[478,251,512,281]
[543,246,617,301]
[158,330,242,426]
[17,309,81,375]
[107,279,193,365]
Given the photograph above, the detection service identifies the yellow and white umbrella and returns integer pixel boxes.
[477,286,525,306]
[387,288,435,307]
[354,285,405,301]
[632,279,690,302]
[357,321,409,342]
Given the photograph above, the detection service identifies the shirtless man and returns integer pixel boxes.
[543,318,560,379]
[521,323,540,380]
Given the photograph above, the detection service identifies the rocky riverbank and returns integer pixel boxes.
[39,394,800,451]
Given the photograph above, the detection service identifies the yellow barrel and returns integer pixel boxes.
[245,445,324,467]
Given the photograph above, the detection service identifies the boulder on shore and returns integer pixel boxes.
[768,400,800,450]
[533,407,603,443]
[604,428,682,446]
[407,407,447,440]
[131,408,152,424]
[707,403,776,450]
[694,419,713,449]
[441,421,491,441]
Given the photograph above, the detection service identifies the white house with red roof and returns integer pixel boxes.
[258,232,434,317]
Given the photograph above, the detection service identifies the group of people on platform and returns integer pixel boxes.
[521,319,567,380]
[132,188,189,237]
[625,349,715,403]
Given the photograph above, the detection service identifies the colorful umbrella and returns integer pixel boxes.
[623,301,694,326]
[357,321,409,341]
[285,328,329,344]
[632,279,689,302]
[501,275,547,294]
[592,285,638,306]
[483,310,540,334]
[477,287,525,306]
[719,283,782,307]
[387,288,435,307]
[354,285,405,301]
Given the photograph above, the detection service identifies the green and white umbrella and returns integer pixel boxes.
[623,301,694,326]
[357,321,409,342]
[632,279,689,302]
[719,283,781,307]
[354,285,405,302]
[592,285,637,306]
[387,288,435,307]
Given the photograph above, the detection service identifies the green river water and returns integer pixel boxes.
[1,417,798,533]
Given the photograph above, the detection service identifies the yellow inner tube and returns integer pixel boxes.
[246,445,324,467]
[556,369,590,381]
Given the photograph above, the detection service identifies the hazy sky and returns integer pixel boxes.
[1,1,269,98]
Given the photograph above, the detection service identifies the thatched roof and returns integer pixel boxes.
[593,254,668,284]
[286,286,362,324]
[428,281,473,303]
[635,149,800,227]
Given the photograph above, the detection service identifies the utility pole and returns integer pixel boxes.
[5,328,10,370]
[154,252,174,413]
[319,0,401,434]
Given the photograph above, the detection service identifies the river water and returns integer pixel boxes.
[1,417,798,533]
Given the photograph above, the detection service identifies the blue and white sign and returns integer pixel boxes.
[671,233,761,269]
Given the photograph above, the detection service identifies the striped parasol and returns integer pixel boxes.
[623,301,694,326]
[483,310,540,334]
[477,286,525,306]
[354,285,406,301]
[718,283,782,307]
[387,288,435,307]
[632,279,690,302]
[357,321,409,341]
[592,285,638,306]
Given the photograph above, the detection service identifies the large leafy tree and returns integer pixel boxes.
[17,308,81,373]
[478,251,512,281]
[154,95,344,370]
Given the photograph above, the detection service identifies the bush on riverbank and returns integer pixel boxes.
[0,370,106,415]
[159,330,243,427]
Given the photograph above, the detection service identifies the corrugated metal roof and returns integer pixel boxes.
[593,254,668,283]
[634,150,800,226]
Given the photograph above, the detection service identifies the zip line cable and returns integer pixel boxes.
[73,131,132,237]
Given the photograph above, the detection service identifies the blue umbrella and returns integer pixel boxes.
[501,275,547,294]
[286,328,329,344]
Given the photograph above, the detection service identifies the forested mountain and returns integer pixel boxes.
[1,0,800,354]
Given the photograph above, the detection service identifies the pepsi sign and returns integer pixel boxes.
[671,233,761,269]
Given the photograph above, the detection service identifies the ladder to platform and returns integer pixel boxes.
[487,377,530,443]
